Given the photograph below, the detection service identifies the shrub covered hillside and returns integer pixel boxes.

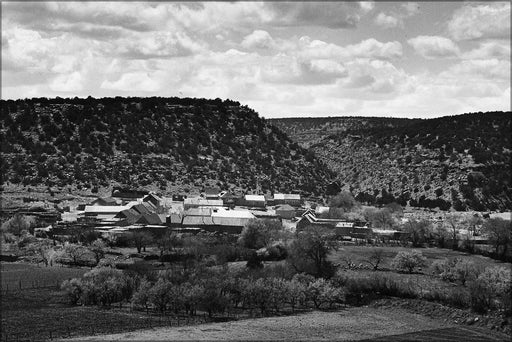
[272,112,512,211]
[0,97,334,196]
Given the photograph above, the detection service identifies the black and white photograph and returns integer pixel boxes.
[1,1,511,341]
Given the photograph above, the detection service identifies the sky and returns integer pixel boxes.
[1,1,510,118]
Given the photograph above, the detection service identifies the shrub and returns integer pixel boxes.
[391,250,427,273]
[306,278,344,309]
[61,278,83,305]
[431,257,480,285]
[469,266,512,313]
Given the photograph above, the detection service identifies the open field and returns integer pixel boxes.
[1,286,208,342]
[330,245,507,270]
[61,307,509,341]
[1,263,89,292]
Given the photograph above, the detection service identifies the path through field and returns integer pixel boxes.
[61,307,509,341]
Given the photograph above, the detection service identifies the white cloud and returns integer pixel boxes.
[241,30,275,50]
[359,2,375,14]
[462,41,510,60]
[408,35,460,59]
[401,2,420,17]
[375,12,400,29]
[446,59,511,80]
[101,72,160,92]
[49,72,83,92]
[448,2,511,41]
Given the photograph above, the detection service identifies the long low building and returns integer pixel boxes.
[183,198,223,210]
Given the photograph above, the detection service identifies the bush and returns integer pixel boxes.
[469,266,512,313]
[62,267,135,306]
[391,250,427,273]
[306,278,344,309]
[431,257,480,285]
[61,278,83,305]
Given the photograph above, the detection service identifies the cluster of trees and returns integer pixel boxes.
[1,97,334,195]
[431,257,512,313]
[61,263,345,316]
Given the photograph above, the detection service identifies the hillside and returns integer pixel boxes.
[270,117,419,148]
[0,97,334,199]
[271,112,512,211]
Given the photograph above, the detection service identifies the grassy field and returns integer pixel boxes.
[330,245,506,270]
[1,286,210,342]
[1,263,89,292]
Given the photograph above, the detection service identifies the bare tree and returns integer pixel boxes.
[444,214,461,250]
[128,231,154,253]
[366,248,385,271]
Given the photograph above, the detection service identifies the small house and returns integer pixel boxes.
[274,193,302,207]
[243,195,266,208]
[275,204,296,219]
[142,193,162,207]
[183,198,223,210]
[90,197,120,206]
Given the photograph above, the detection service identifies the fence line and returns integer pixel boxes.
[1,311,220,342]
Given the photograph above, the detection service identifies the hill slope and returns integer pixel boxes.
[271,112,512,211]
[0,97,334,197]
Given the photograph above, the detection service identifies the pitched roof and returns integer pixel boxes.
[131,203,152,215]
[143,193,162,203]
[185,207,212,216]
[276,204,296,211]
[245,195,265,202]
[91,197,120,205]
[184,198,223,206]
[115,208,142,221]
[136,213,165,225]
[168,213,183,224]
[274,194,301,200]
[84,205,129,214]
[211,208,255,219]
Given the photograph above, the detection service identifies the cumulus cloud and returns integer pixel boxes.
[446,59,511,80]
[50,72,83,92]
[462,41,510,60]
[374,13,400,29]
[374,2,419,29]
[448,2,510,41]
[241,30,275,50]
[265,2,364,29]
[101,72,160,92]
[408,35,460,59]
[401,2,420,17]
[359,2,375,14]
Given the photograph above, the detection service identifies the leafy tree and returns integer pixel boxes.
[306,278,343,309]
[329,191,358,212]
[62,244,92,266]
[287,226,337,278]
[401,219,432,247]
[391,250,427,274]
[431,257,480,286]
[482,218,511,259]
[61,278,83,305]
[1,213,34,236]
[238,218,282,250]
[89,240,107,265]
[469,266,512,312]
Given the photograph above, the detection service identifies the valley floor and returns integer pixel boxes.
[61,307,508,341]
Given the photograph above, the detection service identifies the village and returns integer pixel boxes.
[19,185,504,249]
